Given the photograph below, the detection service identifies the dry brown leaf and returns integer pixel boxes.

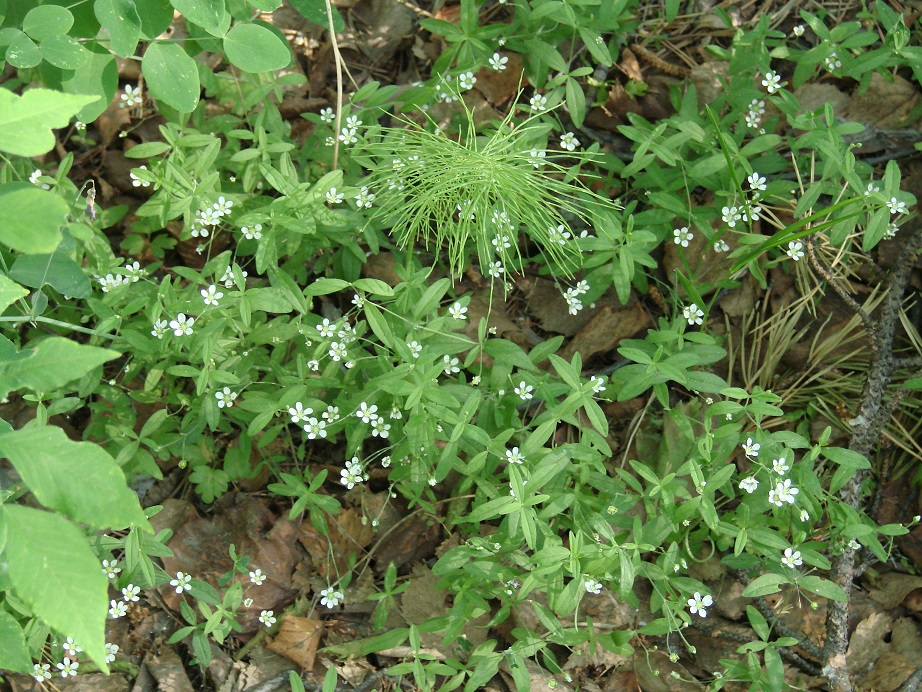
[844,72,920,129]
[561,298,651,362]
[299,508,375,579]
[867,572,922,609]
[266,615,324,671]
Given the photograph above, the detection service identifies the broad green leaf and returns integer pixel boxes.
[798,575,847,602]
[62,44,119,123]
[6,32,43,68]
[742,572,789,598]
[94,0,142,57]
[0,183,65,253]
[0,426,149,530]
[0,89,97,157]
[0,336,118,398]
[136,0,174,38]
[565,77,585,128]
[0,275,28,313]
[10,249,92,298]
[40,34,89,70]
[23,5,74,41]
[288,0,344,32]
[170,0,224,31]
[142,41,200,113]
[0,610,32,673]
[247,287,294,313]
[1,505,109,672]
[223,23,291,72]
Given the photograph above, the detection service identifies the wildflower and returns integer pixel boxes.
[865,182,880,196]
[781,548,803,568]
[848,538,860,550]
[389,406,401,420]
[747,172,767,191]
[75,120,86,131]
[824,52,842,72]
[33,663,52,682]
[506,447,525,465]
[713,238,730,253]
[761,71,782,93]
[325,135,335,146]
[109,600,128,618]
[130,165,151,187]
[122,584,141,602]
[249,568,266,585]
[687,592,713,618]
[683,303,705,326]
[721,206,742,227]
[123,261,143,281]
[320,587,343,608]
[169,313,194,337]
[329,341,348,361]
[339,127,358,145]
[63,637,82,658]
[338,322,356,343]
[528,149,546,168]
[772,457,790,475]
[486,261,504,279]
[345,115,362,128]
[303,417,327,439]
[151,319,169,339]
[408,340,422,358]
[371,419,391,438]
[745,111,762,129]
[241,224,262,240]
[57,658,79,678]
[448,302,468,320]
[325,187,344,204]
[884,222,899,239]
[560,132,580,151]
[102,559,121,578]
[741,202,762,223]
[769,479,799,506]
[443,355,460,375]
[201,284,223,306]
[673,226,694,247]
[492,209,513,230]
[742,437,760,457]
[258,610,276,627]
[800,509,811,522]
[786,241,805,261]
[355,186,375,208]
[289,402,312,423]
[221,267,247,289]
[489,52,508,71]
[170,571,192,593]
[319,107,334,123]
[356,402,379,424]
[887,197,907,215]
[105,642,119,663]
[529,93,548,112]
[459,71,476,90]
[513,382,535,401]
[318,318,337,338]
[215,387,237,408]
[793,24,805,36]
[98,273,128,292]
[457,199,475,220]
[739,476,759,493]
[590,376,606,393]
[120,84,142,108]
[340,464,362,489]
[584,578,602,595]
[550,224,574,247]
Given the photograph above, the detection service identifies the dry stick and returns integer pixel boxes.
[823,226,922,692]
[690,618,822,677]
[324,0,345,170]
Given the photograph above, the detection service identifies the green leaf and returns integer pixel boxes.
[1,505,109,673]
[142,41,200,113]
[40,34,89,70]
[798,575,847,602]
[10,249,92,298]
[0,610,33,673]
[352,278,394,297]
[136,0,174,38]
[0,275,28,313]
[6,31,42,68]
[0,89,97,157]
[94,0,142,57]
[170,0,225,31]
[223,23,291,72]
[62,44,119,123]
[23,5,75,40]
[0,183,65,253]
[288,0,344,32]
[0,336,118,398]
[0,425,149,530]
[742,572,789,598]
[247,287,294,313]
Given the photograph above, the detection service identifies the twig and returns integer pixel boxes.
[899,664,922,692]
[324,0,345,170]
[392,0,434,18]
[690,619,822,677]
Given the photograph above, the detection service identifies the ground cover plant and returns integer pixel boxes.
[1,0,922,690]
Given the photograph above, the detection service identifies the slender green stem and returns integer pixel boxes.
[0,315,120,341]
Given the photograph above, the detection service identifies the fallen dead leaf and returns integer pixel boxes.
[299,508,376,579]
[844,72,920,129]
[866,572,922,609]
[267,615,325,671]
[560,297,651,362]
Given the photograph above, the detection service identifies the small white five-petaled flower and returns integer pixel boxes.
[170,571,192,593]
[786,241,805,261]
[258,610,276,627]
[683,304,705,326]
[673,226,694,247]
[448,302,468,320]
[320,586,343,608]
[249,568,266,585]
[687,592,713,618]
[201,284,223,306]
[739,476,759,494]
[215,387,237,408]
[781,548,803,568]
[761,71,783,93]
[742,437,760,458]
[169,313,195,336]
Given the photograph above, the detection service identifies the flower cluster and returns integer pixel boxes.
[560,279,590,316]
[96,260,145,293]
[190,196,234,238]
[340,456,366,489]
[744,98,766,131]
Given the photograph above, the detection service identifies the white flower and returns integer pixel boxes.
[303,417,327,439]
[258,610,276,627]
[549,224,571,245]
[289,402,312,423]
[448,302,468,320]
[33,663,52,682]
[742,437,760,458]
[884,222,899,239]
[241,224,262,240]
[151,319,169,339]
[339,127,358,145]
[459,71,476,90]
[130,165,151,188]
[514,381,533,400]
[101,559,121,578]
[443,355,460,375]
[120,84,142,108]
[673,226,693,247]
[105,642,119,663]
[781,548,803,568]
[98,273,128,292]
[340,465,362,489]
[775,478,799,504]
[123,261,143,281]
[848,537,860,550]
[109,600,128,618]
[786,241,805,261]
[738,476,759,493]
[584,578,602,595]
[772,457,790,475]
[215,387,237,408]
[74,120,86,131]
[318,318,337,338]
[793,24,805,36]
[721,205,742,227]
[505,447,525,465]
[800,509,811,522]
[319,107,334,123]
[57,658,79,678]
[682,303,705,326]
[761,71,782,93]
[824,52,842,72]
[323,405,340,422]
[201,284,223,306]
[170,571,192,593]
[320,587,343,608]
[345,115,362,128]
[169,313,195,336]
[325,135,335,146]
[63,637,83,658]
[865,182,880,196]
[745,110,762,129]
[355,186,375,208]
[221,266,247,289]
[747,172,767,191]
[28,169,50,189]
[489,52,508,71]
[408,340,422,358]
[456,199,475,220]
[249,568,266,585]
[886,197,907,215]
[356,402,379,424]
[326,187,344,204]
[687,592,713,618]
[121,584,141,602]
[371,419,391,438]
[560,132,580,151]
[529,93,548,112]
[713,238,730,253]
[329,341,348,361]
[590,376,606,393]
[214,196,234,216]
[528,149,546,168]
